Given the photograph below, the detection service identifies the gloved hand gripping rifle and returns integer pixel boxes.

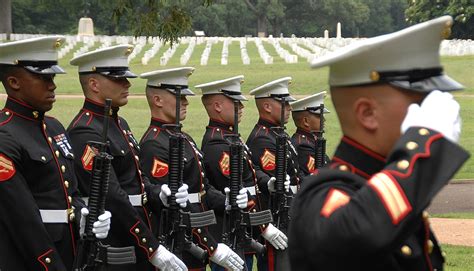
[269,94,292,271]
[73,99,136,271]
[159,87,216,262]
[222,98,273,270]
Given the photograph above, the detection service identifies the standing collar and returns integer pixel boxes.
[4,96,45,121]
[150,117,174,128]
[83,98,119,118]
[295,127,316,140]
[333,136,387,178]
[257,117,279,128]
[207,119,234,132]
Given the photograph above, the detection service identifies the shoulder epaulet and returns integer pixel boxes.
[0,110,13,127]
[71,110,95,128]
[254,125,269,137]
[209,127,225,140]
[141,126,161,142]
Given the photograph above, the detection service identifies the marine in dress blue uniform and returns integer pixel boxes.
[290,91,330,175]
[196,76,289,271]
[0,36,105,270]
[139,68,245,271]
[245,77,299,270]
[289,16,469,271]
[67,45,186,271]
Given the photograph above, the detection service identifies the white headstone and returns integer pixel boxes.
[78,17,94,36]
[324,30,329,39]
[336,22,341,39]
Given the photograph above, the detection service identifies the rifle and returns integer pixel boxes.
[314,104,327,169]
[159,87,216,262]
[269,94,292,271]
[222,99,273,270]
[74,99,136,271]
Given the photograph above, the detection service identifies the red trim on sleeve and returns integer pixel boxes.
[37,249,53,271]
[386,134,443,179]
[129,220,154,259]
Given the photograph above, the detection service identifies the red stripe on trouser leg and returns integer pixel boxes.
[267,244,275,271]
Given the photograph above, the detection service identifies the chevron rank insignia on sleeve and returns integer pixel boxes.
[81,145,96,171]
[307,155,316,173]
[219,152,230,176]
[320,188,350,218]
[0,154,16,182]
[152,157,169,178]
[260,149,275,171]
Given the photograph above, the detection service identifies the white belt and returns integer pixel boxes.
[245,186,256,196]
[290,185,298,194]
[188,191,206,204]
[40,209,71,223]
[82,193,145,207]
[128,194,144,206]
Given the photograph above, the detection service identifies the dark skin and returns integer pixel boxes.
[1,67,57,112]
[292,110,323,133]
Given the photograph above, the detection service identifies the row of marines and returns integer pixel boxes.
[0,16,470,271]
[0,35,326,271]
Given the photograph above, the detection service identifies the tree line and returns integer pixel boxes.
[1,0,472,41]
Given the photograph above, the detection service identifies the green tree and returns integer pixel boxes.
[112,0,213,44]
[405,0,473,38]
[243,0,286,36]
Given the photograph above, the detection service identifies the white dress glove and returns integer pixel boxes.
[209,243,244,271]
[267,174,290,193]
[80,208,112,239]
[262,223,288,250]
[150,245,188,271]
[401,90,461,143]
[224,187,248,210]
[160,184,189,208]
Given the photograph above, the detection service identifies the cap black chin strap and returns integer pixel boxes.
[378,67,443,82]
[16,60,58,67]
[79,66,130,75]
[147,83,189,90]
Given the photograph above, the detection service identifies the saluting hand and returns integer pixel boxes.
[401,90,461,143]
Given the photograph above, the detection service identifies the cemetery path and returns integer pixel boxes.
[431,218,474,246]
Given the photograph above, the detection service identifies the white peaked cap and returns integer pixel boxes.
[291,91,330,114]
[249,77,296,101]
[70,44,136,78]
[0,36,66,74]
[195,75,247,101]
[310,16,463,92]
[140,67,195,96]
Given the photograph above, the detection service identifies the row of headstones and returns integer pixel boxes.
[2,34,473,65]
